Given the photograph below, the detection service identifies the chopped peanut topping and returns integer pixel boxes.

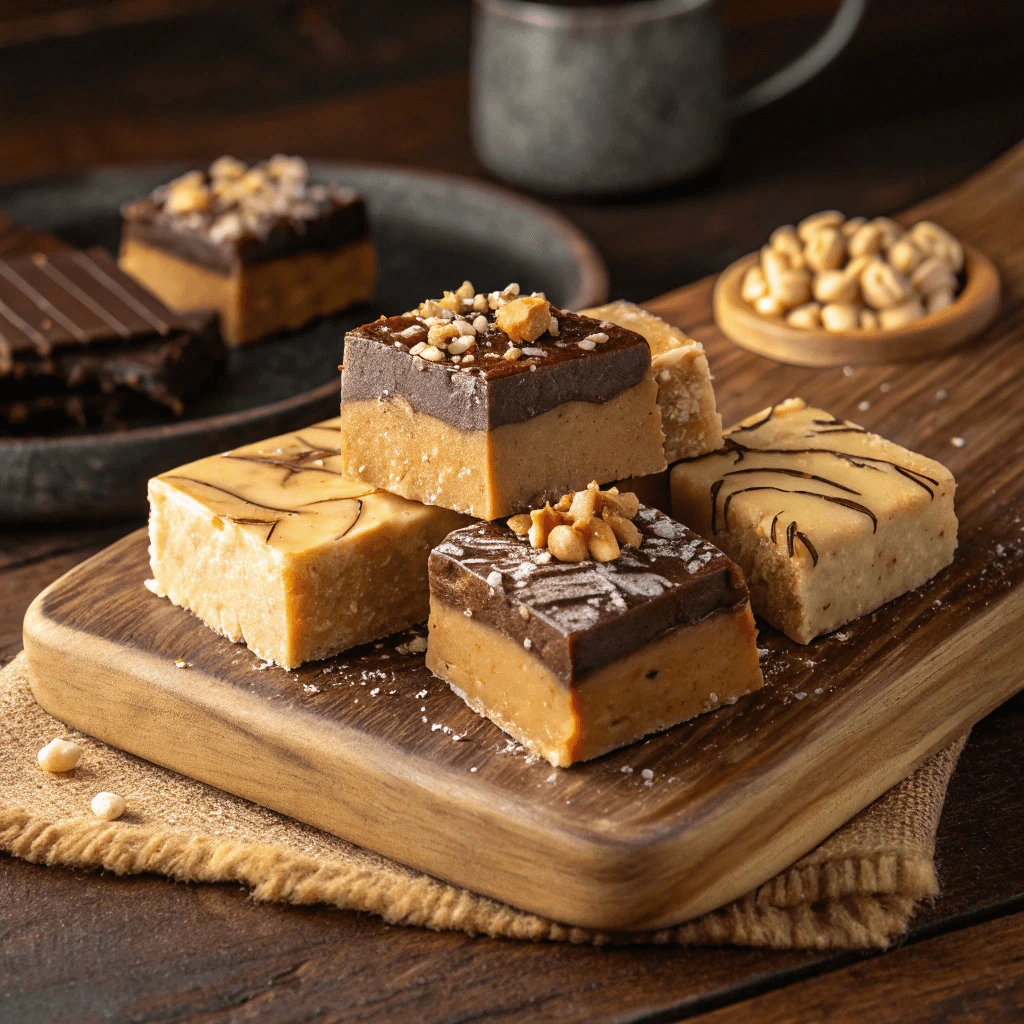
[509,482,642,563]
[495,295,552,344]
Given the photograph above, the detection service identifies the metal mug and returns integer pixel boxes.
[471,0,866,196]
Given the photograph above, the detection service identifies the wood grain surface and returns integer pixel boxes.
[21,144,1024,934]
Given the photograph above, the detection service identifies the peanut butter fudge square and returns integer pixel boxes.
[670,398,957,644]
[426,482,763,767]
[120,156,375,346]
[340,283,666,519]
[579,300,723,461]
[148,419,468,669]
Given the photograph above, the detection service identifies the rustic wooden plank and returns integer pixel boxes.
[20,144,1024,935]
[689,911,1024,1024]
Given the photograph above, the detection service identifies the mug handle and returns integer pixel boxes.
[727,0,867,119]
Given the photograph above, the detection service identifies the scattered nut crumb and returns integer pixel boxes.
[91,792,126,821]
[396,636,428,655]
[174,658,190,669]
[37,738,82,773]
[951,436,966,448]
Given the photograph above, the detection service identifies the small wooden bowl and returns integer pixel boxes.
[713,242,1000,367]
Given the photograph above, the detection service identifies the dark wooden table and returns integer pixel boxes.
[3,2,1024,1020]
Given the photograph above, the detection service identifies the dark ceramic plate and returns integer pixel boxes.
[0,161,608,523]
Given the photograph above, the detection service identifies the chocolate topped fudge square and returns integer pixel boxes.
[0,247,223,430]
[340,283,666,519]
[119,156,375,346]
[669,398,958,643]
[426,483,763,766]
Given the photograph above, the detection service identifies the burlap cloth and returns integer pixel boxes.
[0,652,966,950]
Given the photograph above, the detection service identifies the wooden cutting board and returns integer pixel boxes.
[22,144,1024,933]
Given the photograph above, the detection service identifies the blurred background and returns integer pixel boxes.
[0,0,1021,300]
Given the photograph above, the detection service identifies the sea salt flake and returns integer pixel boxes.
[794,692,807,700]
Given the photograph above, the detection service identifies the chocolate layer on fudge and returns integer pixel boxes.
[429,507,749,684]
[0,248,223,426]
[343,308,651,430]
[121,157,368,274]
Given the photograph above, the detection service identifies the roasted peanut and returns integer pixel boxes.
[887,237,924,276]
[603,511,642,548]
[547,524,589,562]
[879,296,925,329]
[797,210,844,242]
[860,259,913,310]
[813,268,859,305]
[507,514,532,536]
[601,489,640,520]
[760,247,790,292]
[567,481,600,525]
[586,519,620,562]
[911,256,957,297]
[529,504,562,548]
[37,738,82,773]
[773,268,812,308]
[840,216,867,237]
[786,302,822,329]
[495,295,550,343]
[769,225,804,264]
[820,303,860,331]
[91,792,126,821]
[909,221,963,272]
[741,265,768,302]
[804,227,846,273]
[847,221,888,259]
[755,294,786,318]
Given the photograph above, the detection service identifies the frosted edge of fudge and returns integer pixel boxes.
[148,418,469,669]
[669,398,958,644]
[580,300,724,462]
[340,283,666,520]
[425,484,764,766]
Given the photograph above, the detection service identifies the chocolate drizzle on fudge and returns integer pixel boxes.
[343,307,651,431]
[121,156,368,274]
[675,403,941,569]
[0,248,223,428]
[429,508,749,685]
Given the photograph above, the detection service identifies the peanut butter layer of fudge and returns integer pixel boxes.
[148,419,469,669]
[579,300,723,462]
[0,248,223,431]
[426,483,763,767]
[670,398,957,644]
[119,156,375,346]
[340,283,666,520]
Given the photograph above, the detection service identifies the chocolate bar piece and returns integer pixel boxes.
[670,398,958,643]
[149,419,470,669]
[340,283,666,519]
[0,248,223,430]
[426,491,763,766]
[119,156,376,346]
